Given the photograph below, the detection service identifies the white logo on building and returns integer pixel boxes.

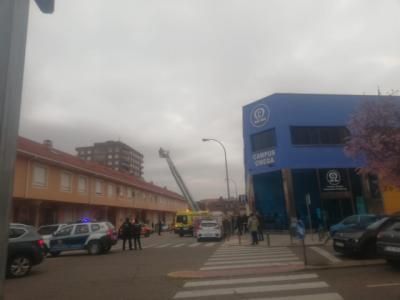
[250,104,270,128]
[326,169,341,186]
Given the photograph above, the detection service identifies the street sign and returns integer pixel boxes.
[295,220,305,240]
[305,193,311,206]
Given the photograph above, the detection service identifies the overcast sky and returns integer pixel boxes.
[19,0,400,200]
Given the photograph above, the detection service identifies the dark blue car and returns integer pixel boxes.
[329,214,380,237]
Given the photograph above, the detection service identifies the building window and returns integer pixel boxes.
[95,180,103,196]
[87,157,91,161]
[78,176,87,193]
[107,184,114,197]
[107,161,112,166]
[251,128,277,152]
[127,187,133,198]
[32,164,48,187]
[107,154,112,159]
[117,185,124,197]
[87,150,92,154]
[290,126,349,145]
[60,172,72,192]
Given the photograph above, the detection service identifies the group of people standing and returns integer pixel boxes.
[231,213,265,245]
[119,218,143,251]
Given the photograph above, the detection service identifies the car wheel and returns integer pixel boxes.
[7,256,32,278]
[88,241,102,255]
[49,251,61,257]
[103,244,111,253]
[387,259,400,268]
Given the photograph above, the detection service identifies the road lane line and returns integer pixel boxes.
[188,243,201,247]
[204,243,217,247]
[367,283,400,288]
[204,257,300,265]
[200,261,304,270]
[174,281,328,298]
[184,273,318,287]
[310,246,342,263]
[208,254,297,261]
[246,292,343,300]
[214,250,292,255]
[173,243,186,248]
[155,243,172,248]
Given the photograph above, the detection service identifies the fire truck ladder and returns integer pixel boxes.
[159,148,200,212]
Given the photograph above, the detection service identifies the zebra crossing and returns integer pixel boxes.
[140,242,219,249]
[173,244,344,299]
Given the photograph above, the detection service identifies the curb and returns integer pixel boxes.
[167,260,386,279]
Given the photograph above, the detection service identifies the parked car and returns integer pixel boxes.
[197,219,222,242]
[7,223,46,278]
[333,217,396,257]
[141,224,153,237]
[48,221,118,256]
[377,216,400,266]
[329,214,380,237]
[38,224,67,253]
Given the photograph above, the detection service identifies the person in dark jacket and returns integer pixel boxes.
[120,218,132,251]
[256,212,264,241]
[132,219,142,250]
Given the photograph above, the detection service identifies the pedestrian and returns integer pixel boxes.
[257,212,264,241]
[120,217,133,251]
[157,221,162,236]
[223,218,231,241]
[236,215,243,235]
[243,214,249,233]
[248,213,259,245]
[132,219,142,250]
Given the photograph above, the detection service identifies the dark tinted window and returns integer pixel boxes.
[38,225,60,235]
[75,224,89,234]
[291,127,349,145]
[91,224,101,232]
[8,228,26,239]
[251,129,276,152]
[54,225,73,236]
[176,215,188,224]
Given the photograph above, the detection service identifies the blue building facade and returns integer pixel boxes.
[243,93,387,229]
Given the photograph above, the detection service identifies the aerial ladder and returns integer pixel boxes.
[159,148,200,212]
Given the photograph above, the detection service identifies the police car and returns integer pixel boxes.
[48,221,118,256]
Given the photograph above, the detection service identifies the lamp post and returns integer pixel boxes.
[202,138,231,201]
[0,1,53,297]
[229,178,238,200]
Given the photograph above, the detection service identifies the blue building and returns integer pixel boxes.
[242,93,388,230]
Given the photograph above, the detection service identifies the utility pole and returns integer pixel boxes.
[0,1,53,298]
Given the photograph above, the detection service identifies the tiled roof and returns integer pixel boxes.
[17,136,185,201]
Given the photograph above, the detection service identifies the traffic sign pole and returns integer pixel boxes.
[305,193,313,241]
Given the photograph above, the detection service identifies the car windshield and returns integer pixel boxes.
[367,217,389,230]
[201,222,217,227]
[38,225,60,235]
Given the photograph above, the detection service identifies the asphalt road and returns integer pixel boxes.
[5,233,400,300]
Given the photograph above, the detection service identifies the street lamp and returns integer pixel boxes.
[202,138,231,201]
[229,178,238,200]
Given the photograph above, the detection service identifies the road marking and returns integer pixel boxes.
[208,254,297,261]
[142,243,158,248]
[214,249,290,254]
[204,257,300,265]
[200,261,304,271]
[205,243,216,247]
[247,292,343,300]
[184,273,318,287]
[173,243,186,248]
[174,281,328,298]
[211,252,294,258]
[310,246,342,263]
[214,250,292,255]
[155,243,172,248]
[367,283,400,288]
[188,243,201,247]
